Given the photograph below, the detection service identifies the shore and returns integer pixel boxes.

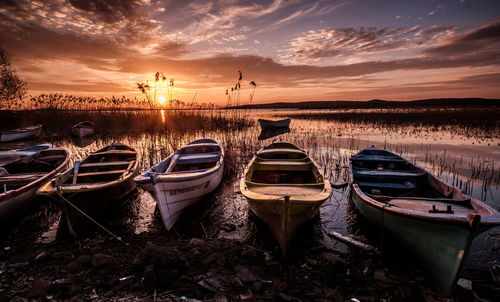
[1,223,491,302]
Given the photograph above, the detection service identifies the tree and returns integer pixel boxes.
[0,48,27,108]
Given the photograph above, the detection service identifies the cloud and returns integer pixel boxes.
[68,0,142,23]
[286,25,457,61]
[424,21,500,56]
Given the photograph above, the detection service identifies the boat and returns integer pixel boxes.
[71,121,95,138]
[258,127,290,140]
[0,148,70,227]
[135,138,224,230]
[0,124,42,142]
[240,142,332,256]
[0,143,52,166]
[349,146,500,292]
[258,118,291,130]
[37,143,139,236]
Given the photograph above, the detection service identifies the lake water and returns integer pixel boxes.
[2,108,499,287]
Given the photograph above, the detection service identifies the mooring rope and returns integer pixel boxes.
[54,192,129,246]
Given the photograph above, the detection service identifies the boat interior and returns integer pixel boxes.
[246,145,325,196]
[351,150,474,210]
[64,145,136,185]
[156,143,222,174]
[0,149,68,193]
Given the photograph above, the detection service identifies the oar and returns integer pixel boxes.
[72,160,80,184]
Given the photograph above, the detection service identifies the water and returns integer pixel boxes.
[2,108,499,286]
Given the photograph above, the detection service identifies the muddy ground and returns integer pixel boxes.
[1,220,497,302]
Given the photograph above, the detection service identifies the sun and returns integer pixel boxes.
[158,96,166,104]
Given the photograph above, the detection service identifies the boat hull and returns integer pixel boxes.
[153,165,223,230]
[351,185,474,292]
[71,127,94,138]
[0,148,70,228]
[57,177,137,236]
[258,118,291,129]
[246,194,323,255]
[0,125,42,142]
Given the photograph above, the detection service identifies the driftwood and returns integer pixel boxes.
[327,231,374,252]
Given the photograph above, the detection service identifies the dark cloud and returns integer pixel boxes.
[69,0,141,23]
[425,22,500,56]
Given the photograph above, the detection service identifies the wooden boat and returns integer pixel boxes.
[0,143,52,166]
[349,146,500,292]
[135,138,224,230]
[37,143,139,236]
[0,124,42,142]
[258,127,290,140]
[240,142,332,256]
[71,121,95,138]
[0,148,70,227]
[258,118,291,130]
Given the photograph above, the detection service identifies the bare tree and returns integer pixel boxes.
[0,48,27,109]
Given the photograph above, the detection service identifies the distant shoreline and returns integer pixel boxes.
[228,98,500,109]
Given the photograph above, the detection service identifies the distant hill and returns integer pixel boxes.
[228,98,500,109]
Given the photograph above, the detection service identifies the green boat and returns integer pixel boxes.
[349,146,500,292]
[240,142,332,256]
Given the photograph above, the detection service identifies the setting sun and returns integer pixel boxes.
[158,96,166,104]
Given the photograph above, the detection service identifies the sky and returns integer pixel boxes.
[0,0,499,105]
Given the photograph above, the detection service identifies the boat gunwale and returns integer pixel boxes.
[37,145,139,195]
[0,148,71,201]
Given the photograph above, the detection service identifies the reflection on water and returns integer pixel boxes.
[2,108,499,284]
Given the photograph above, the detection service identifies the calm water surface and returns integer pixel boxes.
[4,109,500,284]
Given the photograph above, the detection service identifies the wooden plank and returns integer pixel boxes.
[327,231,374,252]
[358,181,415,190]
[76,169,126,177]
[0,172,46,184]
[89,150,136,156]
[79,161,131,168]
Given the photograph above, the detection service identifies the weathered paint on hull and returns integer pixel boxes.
[0,126,42,142]
[351,187,474,292]
[248,197,322,256]
[154,166,223,231]
[59,178,137,237]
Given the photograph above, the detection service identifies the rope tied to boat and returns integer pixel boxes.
[51,191,129,246]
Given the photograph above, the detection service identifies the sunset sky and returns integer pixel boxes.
[1,0,499,105]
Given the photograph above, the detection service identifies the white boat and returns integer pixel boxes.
[258,118,291,130]
[71,121,95,137]
[0,124,42,142]
[0,144,52,166]
[135,138,224,230]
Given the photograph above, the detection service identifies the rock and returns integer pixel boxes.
[253,281,262,292]
[26,279,50,298]
[219,223,236,232]
[198,277,222,292]
[239,289,254,301]
[92,253,112,267]
[188,238,208,247]
[321,253,345,266]
[235,265,257,282]
[134,242,184,272]
[143,264,157,287]
[213,292,228,302]
[278,293,302,302]
[34,251,48,262]
[457,278,472,291]
[201,253,219,265]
